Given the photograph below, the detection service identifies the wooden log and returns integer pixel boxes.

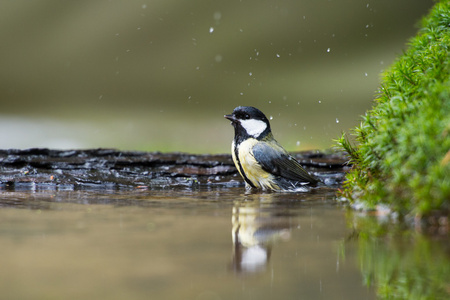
[0,148,349,191]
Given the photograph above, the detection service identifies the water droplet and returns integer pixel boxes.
[364,72,368,77]
[326,48,331,53]
[296,141,301,146]
[276,54,280,58]
[249,72,252,76]
[209,27,214,33]
[336,118,340,123]
[213,11,222,21]
[240,92,244,95]
[318,100,321,104]
[269,116,273,120]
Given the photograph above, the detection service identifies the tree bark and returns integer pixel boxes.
[0,148,349,190]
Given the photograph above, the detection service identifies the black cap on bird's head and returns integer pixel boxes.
[225,106,271,140]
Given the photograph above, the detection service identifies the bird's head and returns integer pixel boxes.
[225,106,271,139]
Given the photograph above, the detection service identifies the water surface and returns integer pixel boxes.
[0,187,375,300]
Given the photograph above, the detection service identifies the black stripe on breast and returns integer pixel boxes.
[234,142,256,189]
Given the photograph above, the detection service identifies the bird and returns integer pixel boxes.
[224,106,319,191]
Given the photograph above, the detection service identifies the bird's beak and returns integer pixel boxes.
[224,114,236,122]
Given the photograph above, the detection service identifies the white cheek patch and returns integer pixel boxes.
[240,119,267,137]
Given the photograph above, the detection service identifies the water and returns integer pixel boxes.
[0,187,376,300]
[1,186,449,299]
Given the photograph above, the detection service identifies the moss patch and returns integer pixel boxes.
[338,1,450,216]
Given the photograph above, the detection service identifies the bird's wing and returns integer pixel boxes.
[252,141,318,184]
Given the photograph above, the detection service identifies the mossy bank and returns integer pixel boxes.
[338,1,450,217]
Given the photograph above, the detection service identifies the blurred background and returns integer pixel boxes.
[0,0,434,153]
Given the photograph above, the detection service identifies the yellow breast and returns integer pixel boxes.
[233,139,279,191]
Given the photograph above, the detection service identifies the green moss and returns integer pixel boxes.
[338,1,450,216]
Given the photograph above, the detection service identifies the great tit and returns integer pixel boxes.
[224,106,319,191]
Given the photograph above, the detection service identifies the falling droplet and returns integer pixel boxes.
[269,116,273,120]
[326,48,331,53]
[209,27,214,33]
[296,141,301,146]
[336,118,340,123]
[213,11,222,21]
[276,54,280,58]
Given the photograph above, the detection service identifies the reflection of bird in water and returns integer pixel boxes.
[231,197,292,274]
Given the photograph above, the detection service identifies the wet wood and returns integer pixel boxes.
[0,148,350,190]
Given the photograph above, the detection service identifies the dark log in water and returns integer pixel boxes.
[0,148,349,190]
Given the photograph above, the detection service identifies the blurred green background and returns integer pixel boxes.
[0,0,433,153]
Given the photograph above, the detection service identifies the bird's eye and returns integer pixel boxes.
[235,112,250,120]
[235,111,250,120]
